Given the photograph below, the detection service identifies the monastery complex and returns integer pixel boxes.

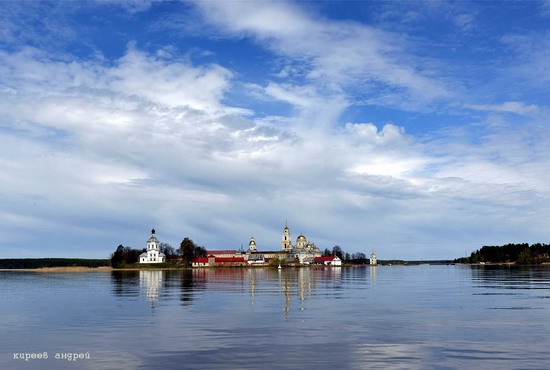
[139,222,377,267]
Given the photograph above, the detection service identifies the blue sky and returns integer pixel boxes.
[1,0,550,260]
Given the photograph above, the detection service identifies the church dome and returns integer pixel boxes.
[297,234,306,242]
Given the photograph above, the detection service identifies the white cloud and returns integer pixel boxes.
[344,122,408,146]
[263,82,322,109]
[260,81,349,130]
[0,45,236,113]
[113,0,156,14]
[109,45,233,111]
[454,13,476,32]
[464,101,540,116]
[192,0,452,111]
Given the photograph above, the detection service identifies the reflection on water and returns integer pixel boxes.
[115,265,550,319]
[180,269,206,306]
[139,270,163,307]
[152,267,352,319]
[2,266,550,369]
[471,265,550,289]
[111,269,139,297]
[469,265,550,311]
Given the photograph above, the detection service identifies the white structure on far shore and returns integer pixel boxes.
[314,255,342,266]
[139,229,165,264]
[370,250,377,266]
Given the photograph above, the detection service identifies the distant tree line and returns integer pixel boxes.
[110,245,145,268]
[350,252,369,264]
[160,243,179,259]
[322,246,370,265]
[457,243,550,264]
[0,258,109,269]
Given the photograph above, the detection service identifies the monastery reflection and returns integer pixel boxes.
[247,268,300,318]
[129,266,358,317]
[203,267,323,319]
[277,268,319,319]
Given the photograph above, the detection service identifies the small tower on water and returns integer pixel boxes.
[370,250,377,266]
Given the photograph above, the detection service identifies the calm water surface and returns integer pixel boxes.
[2,265,550,369]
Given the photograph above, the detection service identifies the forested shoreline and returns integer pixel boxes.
[0,258,110,269]
[456,243,550,264]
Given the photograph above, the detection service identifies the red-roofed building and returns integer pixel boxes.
[313,256,342,266]
[207,250,238,257]
[214,257,247,265]
[191,257,209,267]
[191,255,248,267]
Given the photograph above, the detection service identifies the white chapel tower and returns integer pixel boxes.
[370,250,377,266]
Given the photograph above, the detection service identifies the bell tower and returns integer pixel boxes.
[148,228,158,250]
[282,219,292,251]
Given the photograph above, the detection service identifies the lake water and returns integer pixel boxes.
[2,265,550,369]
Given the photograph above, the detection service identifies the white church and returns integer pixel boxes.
[139,228,166,264]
